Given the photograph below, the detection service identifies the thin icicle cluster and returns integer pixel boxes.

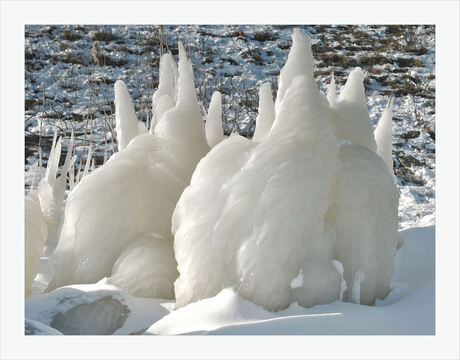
[49,44,209,299]
[173,28,398,311]
[25,130,76,296]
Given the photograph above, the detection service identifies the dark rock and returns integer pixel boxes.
[394,167,424,186]
[400,130,420,140]
[395,152,425,167]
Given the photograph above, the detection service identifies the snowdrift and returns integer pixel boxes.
[26,280,170,335]
[147,224,434,335]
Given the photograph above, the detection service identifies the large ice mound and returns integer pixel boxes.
[50,43,209,295]
[173,28,398,311]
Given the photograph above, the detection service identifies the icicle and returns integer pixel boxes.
[68,163,75,191]
[103,133,108,165]
[275,28,314,114]
[45,133,61,186]
[76,164,82,185]
[31,162,39,191]
[53,134,76,206]
[252,82,275,142]
[91,158,96,173]
[205,91,223,148]
[114,80,139,151]
[59,133,75,179]
[351,270,364,304]
[374,97,394,173]
[170,50,179,103]
[82,145,92,178]
[332,260,347,302]
[327,71,337,107]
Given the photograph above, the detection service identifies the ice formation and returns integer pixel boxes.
[50,43,209,295]
[25,133,75,296]
[205,91,224,148]
[173,28,398,311]
[328,67,377,152]
[114,80,140,151]
[150,53,177,132]
[374,97,394,173]
[25,191,47,297]
[291,260,342,309]
[326,143,398,305]
[327,72,337,107]
[252,82,275,142]
[109,233,178,299]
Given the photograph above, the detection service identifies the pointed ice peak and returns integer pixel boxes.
[374,97,394,173]
[154,41,207,153]
[170,50,179,101]
[275,28,314,113]
[338,67,366,104]
[292,27,303,42]
[45,133,62,186]
[114,79,139,151]
[178,41,186,63]
[44,128,58,184]
[150,53,177,132]
[270,74,329,139]
[328,66,377,152]
[253,82,275,142]
[176,41,199,110]
[327,71,337,107]
[159,53,175,95]
[205,91,224,148]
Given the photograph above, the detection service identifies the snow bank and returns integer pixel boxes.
[145,225,434,335]
[26,280,169,335]
[24,225,434,336]
[25,319,63,335]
